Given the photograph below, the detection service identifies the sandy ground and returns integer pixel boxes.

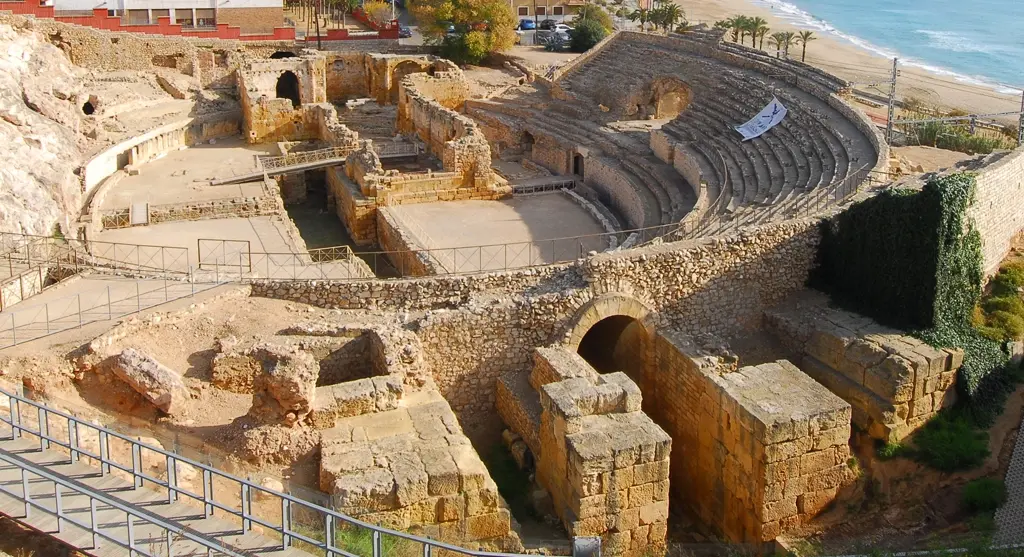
[682,0,1022,121]
[892,146,976,174]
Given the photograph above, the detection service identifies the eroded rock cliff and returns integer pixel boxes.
[0,23,84,236]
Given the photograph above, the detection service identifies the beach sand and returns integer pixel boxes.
[682,0,1023,124]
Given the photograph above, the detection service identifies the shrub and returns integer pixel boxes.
[990,272,1023,298]
[439,30,490,65]
[981,295,1024,316]
[876,441,910,460]
[912,413,989,471]
[570,19,608,52]
[361,0,392,27]
[999,262,1024,286]
[987,309,1024,340]
[572,4,614,32]
[962,478,1007,513]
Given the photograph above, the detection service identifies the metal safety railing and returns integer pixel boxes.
[511,179,577,196]
[0,388,538,557]
[257,147,353,172]
[0,276,221,348]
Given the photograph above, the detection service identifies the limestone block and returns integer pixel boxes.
[797,487,837,516]
[613,507,641,532]
[464,486,499,516]
[451,445,488,492]
[248,343,318,426]
[421,448,460,496]
[627,483,654,508]
[799,448,835,475]
[111,348,190,414]
[638,501,668,525]
[863,355,915,403]
[761,497,798,523]
[333,467,398,511]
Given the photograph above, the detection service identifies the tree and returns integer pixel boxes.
[779,30,796,58]
[573,3,614,33]
[768,32,785,58]
[796,30,816,62]
[410,0,516,64]
[628,8,650,32]
[363,0,393,27]
[745,16,766,47]
[571,18,607,52]
[337,0,359,27]
[650,4,682,33]
[727,15,749,44]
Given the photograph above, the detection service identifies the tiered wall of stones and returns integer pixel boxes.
[652,331,854,542]
[764,297,961,442]
[497,347,671,557]
[965,148,1024,275]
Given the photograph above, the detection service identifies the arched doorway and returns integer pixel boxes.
[521,131,535,155]
[576,315,648,386]
[276,71,301,108]
[390,60,426,103]
[572,153,584,178]
[655,90,686,119]
[270,51,297,59]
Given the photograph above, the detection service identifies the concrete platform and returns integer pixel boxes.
[99,138,276,211]
[94,216,302,268]
[385,195,608,257]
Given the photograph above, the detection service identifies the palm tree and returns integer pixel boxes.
[732,15,751,44]
[780,31,797,58]
[654,4,682,32]
[756,23,770,49]
[768,32,786,58]
[796,30,817,62]
[628,8,650,32]
[746,16,766,47]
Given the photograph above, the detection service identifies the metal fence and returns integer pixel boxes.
[370,140,419,159]
[0,389,537,557]
[258,147,353,172]
[0,278,220,348]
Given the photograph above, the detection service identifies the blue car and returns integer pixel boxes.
[398,25,412,38]
[518,19,536,30]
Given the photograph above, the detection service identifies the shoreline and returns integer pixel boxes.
[682,0,1023,123]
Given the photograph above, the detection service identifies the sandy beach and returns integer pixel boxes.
[682,0,1023,124]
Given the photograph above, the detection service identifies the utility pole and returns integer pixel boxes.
[885,57,898,144]
[1018,90,1024,147]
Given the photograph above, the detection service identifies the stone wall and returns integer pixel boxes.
[652,330,854,542]
[967,148,1024,275]
[764,296,961,442]
[327,166,378,246]
[497,347,670,557]
[325,52,371,101]
[584,156,646,229]
[100,186,281,229]
[82,111,241,194]
[376,207,439,276]
[215,7,284,35]
[252,219,823,428]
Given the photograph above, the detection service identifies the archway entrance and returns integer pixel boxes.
[276,71,301,108]
[390,60,426,103]
[576,315,648,387]
[655,90,686,119]
[572,153,584,178]
[521,131,535,155]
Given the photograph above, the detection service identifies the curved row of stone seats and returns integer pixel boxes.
[536,109,696,221]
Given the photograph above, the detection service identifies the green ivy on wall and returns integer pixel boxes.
[812,172,1013,426]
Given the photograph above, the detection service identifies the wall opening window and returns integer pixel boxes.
[552,6,564,15]
[536,6,546,16]
[517,6,529,15]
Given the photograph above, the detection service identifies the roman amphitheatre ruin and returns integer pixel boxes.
[1,8,1024,557]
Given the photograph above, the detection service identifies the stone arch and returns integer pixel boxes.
[390,60,428,103]
[572,153,585,178]
[567,293,656,407]
[648,77,691,119]
[566,294,653,350]
[521,130,535,154]
[276,70,301,108]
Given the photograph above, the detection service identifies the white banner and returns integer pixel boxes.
[734,97,788,141]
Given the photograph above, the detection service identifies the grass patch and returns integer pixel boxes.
[962,478,1007,513]
[911,412,990,472]
[876,441,911,460]
[292,523,424,557]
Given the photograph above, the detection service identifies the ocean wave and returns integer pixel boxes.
[748,0,1023,96]
[915,29,1006,54]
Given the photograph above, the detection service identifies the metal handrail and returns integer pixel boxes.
[0,450,248,557]
[258,147,353,171]
[0,388,534,557]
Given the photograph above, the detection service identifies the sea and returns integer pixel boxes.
[750,0,1024,95]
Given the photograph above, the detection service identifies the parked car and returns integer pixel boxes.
[518,19,536,30]
[553,23,573,34]
[538,19,557,30]
[398,25,412,38]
